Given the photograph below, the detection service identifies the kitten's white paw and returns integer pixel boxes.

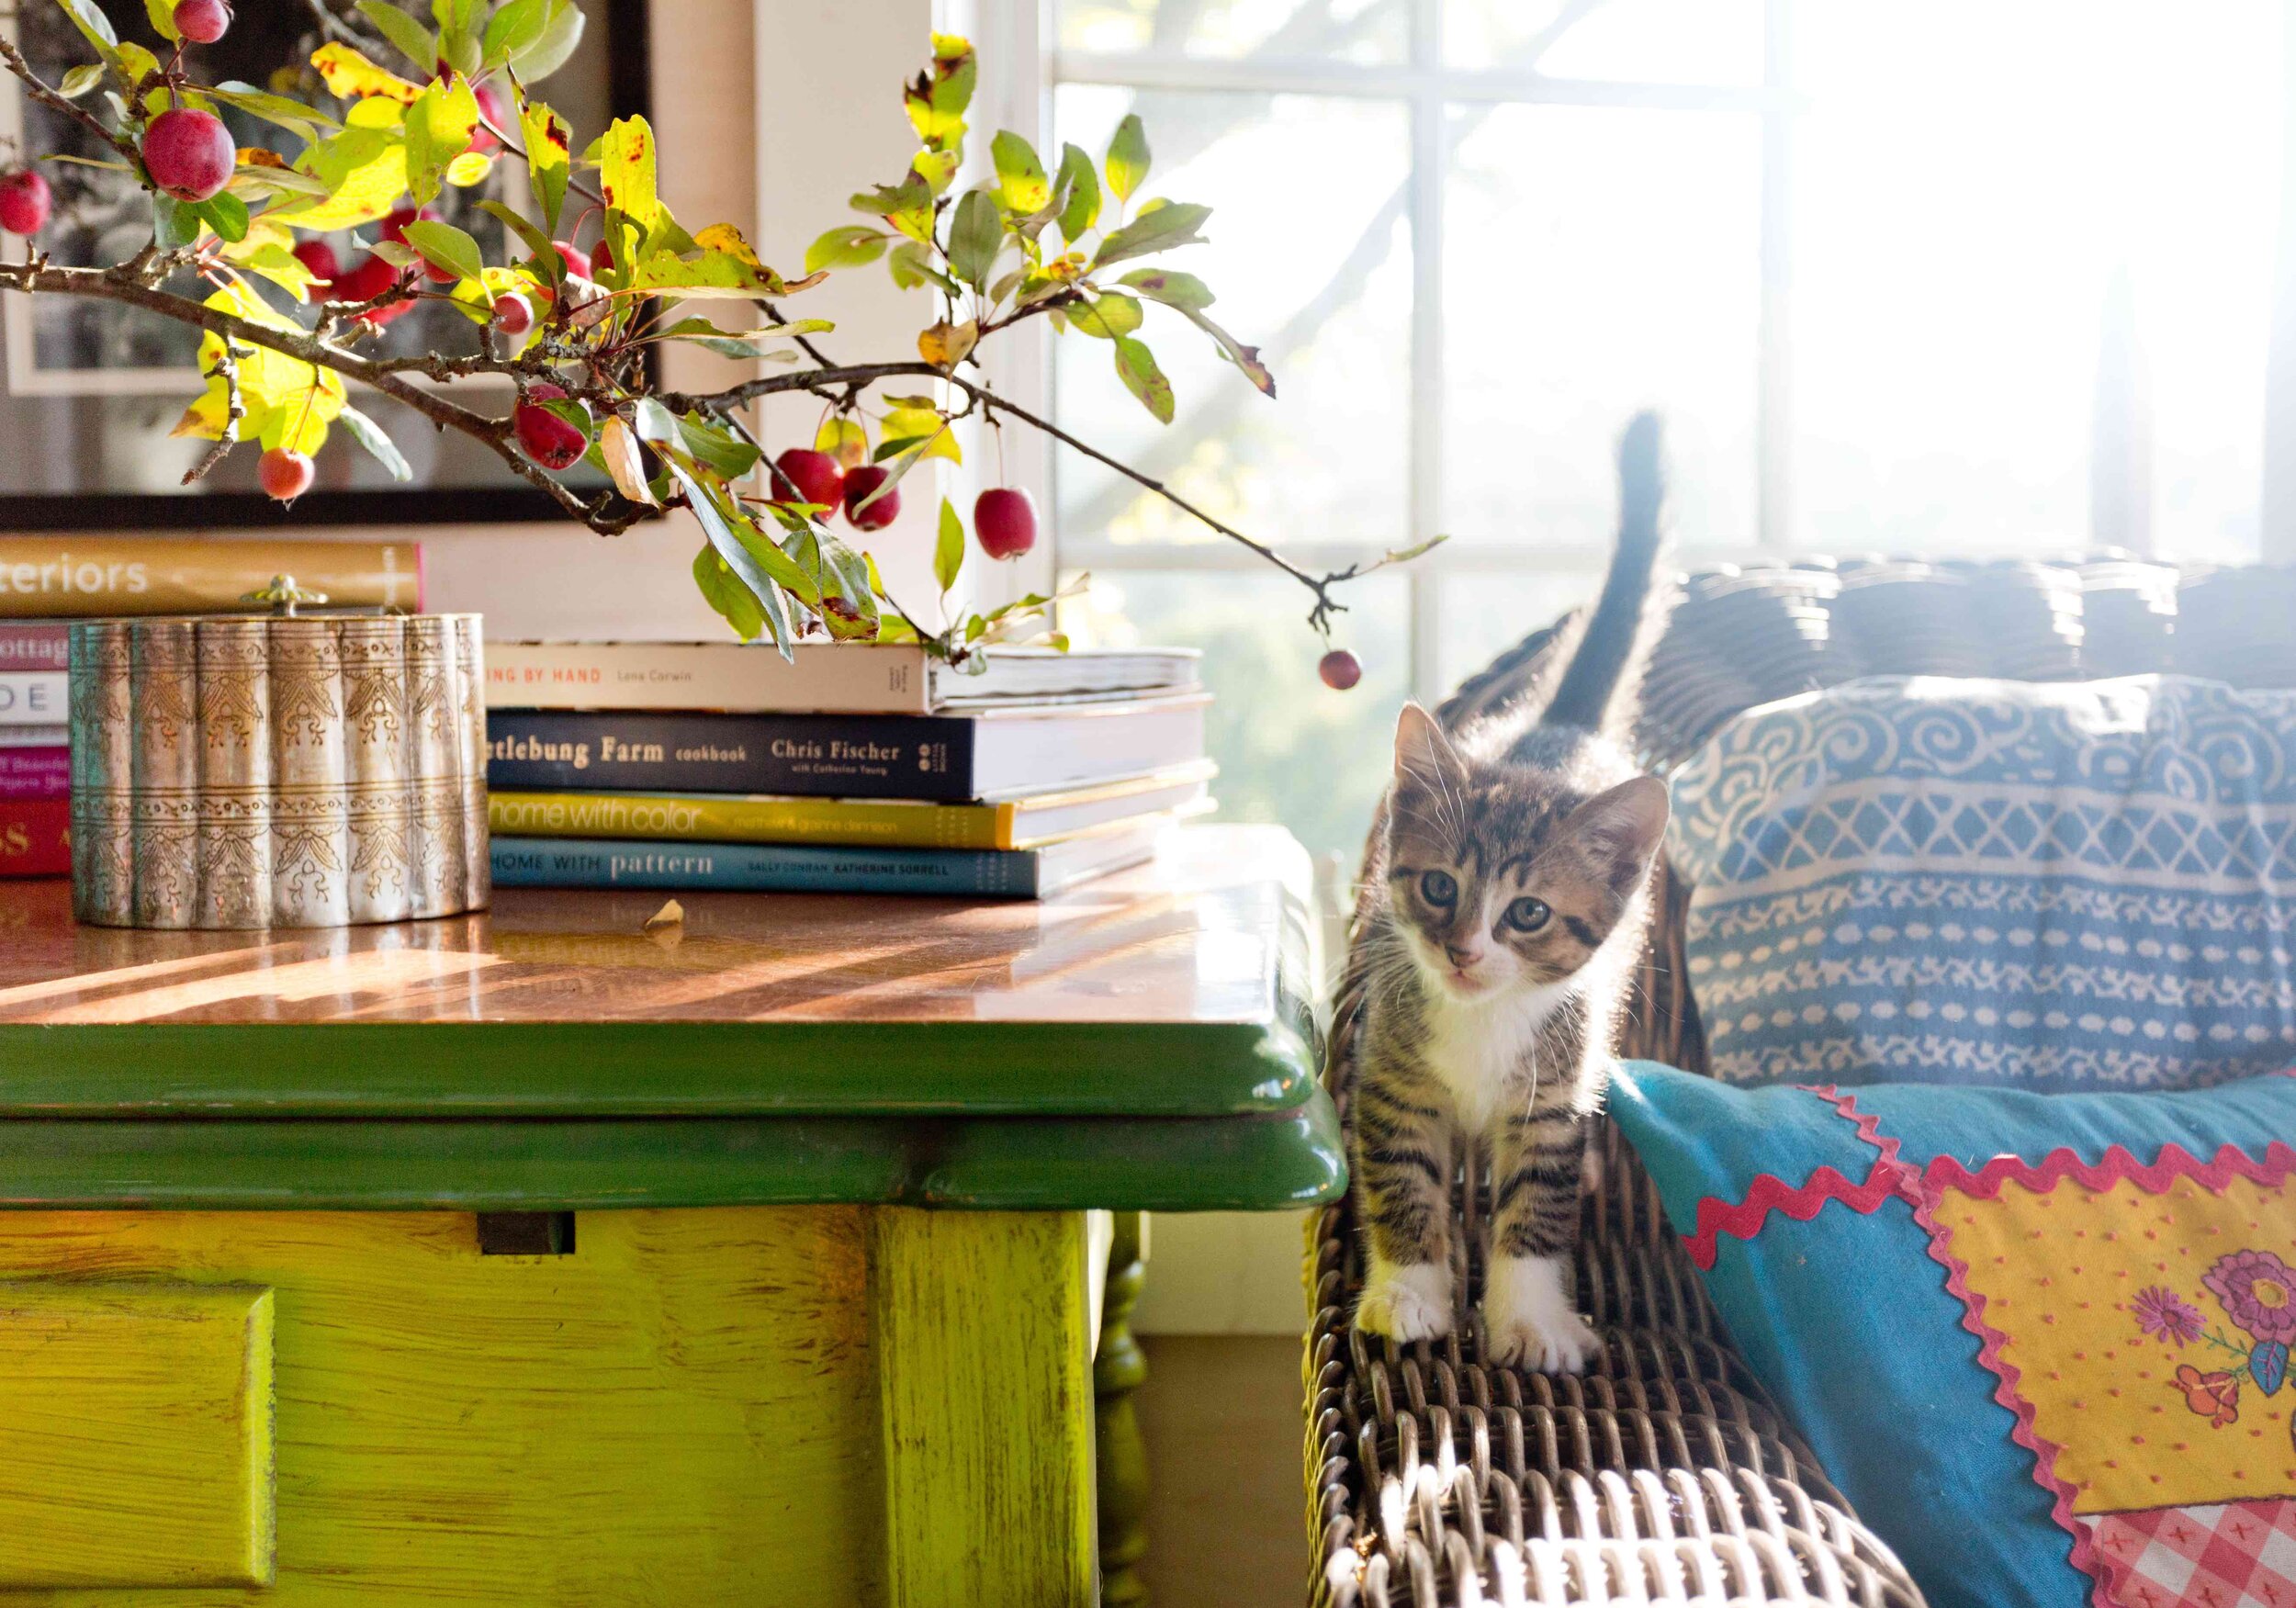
[1482,1253,1599,1375]
[1355,1258,1454,1344]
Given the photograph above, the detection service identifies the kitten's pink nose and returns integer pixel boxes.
[1445,941,1484,970]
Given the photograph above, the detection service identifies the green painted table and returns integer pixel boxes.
[0,824,1339,1607]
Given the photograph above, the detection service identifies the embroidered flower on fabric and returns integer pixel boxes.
[2205,1251,2296,1345]
[2172,1365,2242,1427]
[2130,1286,2207,1346]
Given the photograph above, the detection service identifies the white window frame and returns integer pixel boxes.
[1038,0,2296,697]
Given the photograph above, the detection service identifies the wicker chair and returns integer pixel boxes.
[1304,555,2296,1607]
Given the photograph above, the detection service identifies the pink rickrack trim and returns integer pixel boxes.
[1677,1085,1915,1270]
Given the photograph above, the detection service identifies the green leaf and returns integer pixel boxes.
[142,0,178,44]
[152,193,198,250]
[911,147,960,198]
[670,460,805,656]
[513,0,585,79]
[1066,293,1142,340]
[57,62,106,98]
[206,84,341,141]
[850,173,934,244]
[190,192,249,243]
[888,241,962,298]
[597,116,658,231]
[518,96,571,231]
[357,0,439,70]
[1056,142,1100,242]
[403,218,485,284]
[935,497,965,593]
[1104,113,1149,207]
[482,0,551,67]
[438,26,481,76]
[477,197,555,264]
[1113,335,1175,423]
[991,130,1049,214]
[1120,266,1275,395]
[632,397,681,443]
[947,188,1001,292]
[54,0,118,58]
[1118,266,1214,310]
[336,402,413,482]
[624,247,806,298]
[805,225,887,274]
[674,412,760,479]
[693,542,766,643]
[404,73,480,206]
[1092,201,1210,270]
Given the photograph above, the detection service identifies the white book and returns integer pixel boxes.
[485,640,1202,715]
[0,671,65,726]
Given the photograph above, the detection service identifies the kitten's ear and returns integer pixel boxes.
[1392,702,1466,790]
[1557,774,1671,877]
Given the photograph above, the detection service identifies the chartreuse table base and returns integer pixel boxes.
[0,826,1339,1607]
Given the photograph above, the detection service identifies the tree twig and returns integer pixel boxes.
[0,37,142,168]
[181,337,248,484]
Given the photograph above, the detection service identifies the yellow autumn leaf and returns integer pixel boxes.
[693,222,762,268]
[917,319,977,368]
[311,42,422,104]
[816,416,868,469]
[176,286,345,456]
[445,150,494,187]
[879,399,962,465]
[276,125,407,231]
[598,116,658,231]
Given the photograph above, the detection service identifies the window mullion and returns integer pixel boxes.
[1408,0,1446,702]
[1755,0,1795,551]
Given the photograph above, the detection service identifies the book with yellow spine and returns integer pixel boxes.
[487,762,1214,851]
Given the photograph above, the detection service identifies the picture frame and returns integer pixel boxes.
[0,0,651,531]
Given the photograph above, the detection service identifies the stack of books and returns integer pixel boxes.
[484,641,1212,898]
[0,537,421,879]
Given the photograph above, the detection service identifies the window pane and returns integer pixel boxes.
[1052,86,1412,553]
[1064,570,1409,864]
[1446,0,1762,85]
[1432,568,1598,695]
[1056,0,1406,62]
[1441,103,1761,555]
[1792,3,2279,561]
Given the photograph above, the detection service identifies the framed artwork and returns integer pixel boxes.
[0,0,650,530]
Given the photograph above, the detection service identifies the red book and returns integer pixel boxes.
[0,747,67,800]
[0,798,66,877]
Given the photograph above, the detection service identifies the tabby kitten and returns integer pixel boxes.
[1351,413,1671,1373]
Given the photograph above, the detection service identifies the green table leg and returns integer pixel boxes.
[1095,1211,1150,1606]
[872,1209,1096,1608]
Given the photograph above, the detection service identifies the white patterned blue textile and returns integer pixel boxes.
[1665,676,2296,1090]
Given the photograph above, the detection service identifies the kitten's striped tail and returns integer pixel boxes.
[1537,410,1667,735]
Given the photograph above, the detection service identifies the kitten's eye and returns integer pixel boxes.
[1505,896,1552,933]
[1419,869,1458,905]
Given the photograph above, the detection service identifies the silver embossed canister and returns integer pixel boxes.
[67,591,489,929]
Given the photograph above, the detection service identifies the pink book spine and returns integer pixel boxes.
[0,623,67,672]
[0,746,69,799]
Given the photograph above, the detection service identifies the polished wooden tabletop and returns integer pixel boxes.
[0,826,1322,1121]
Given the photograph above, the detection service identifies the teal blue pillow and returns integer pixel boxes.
[1664,676,2296,1091]
[1609,1060,2296,1608]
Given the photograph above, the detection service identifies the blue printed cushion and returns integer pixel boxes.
[1609,1059,2296,1608]
[1665,676,2296,1090]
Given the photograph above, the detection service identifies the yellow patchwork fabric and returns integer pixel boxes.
[1940,1169,2296,1516]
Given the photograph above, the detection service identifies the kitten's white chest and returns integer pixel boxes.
[1420,983,1573,1132]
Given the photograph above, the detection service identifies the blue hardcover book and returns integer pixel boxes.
[490,818,1166,900]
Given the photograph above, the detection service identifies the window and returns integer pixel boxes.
[1048,0,2285,865]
